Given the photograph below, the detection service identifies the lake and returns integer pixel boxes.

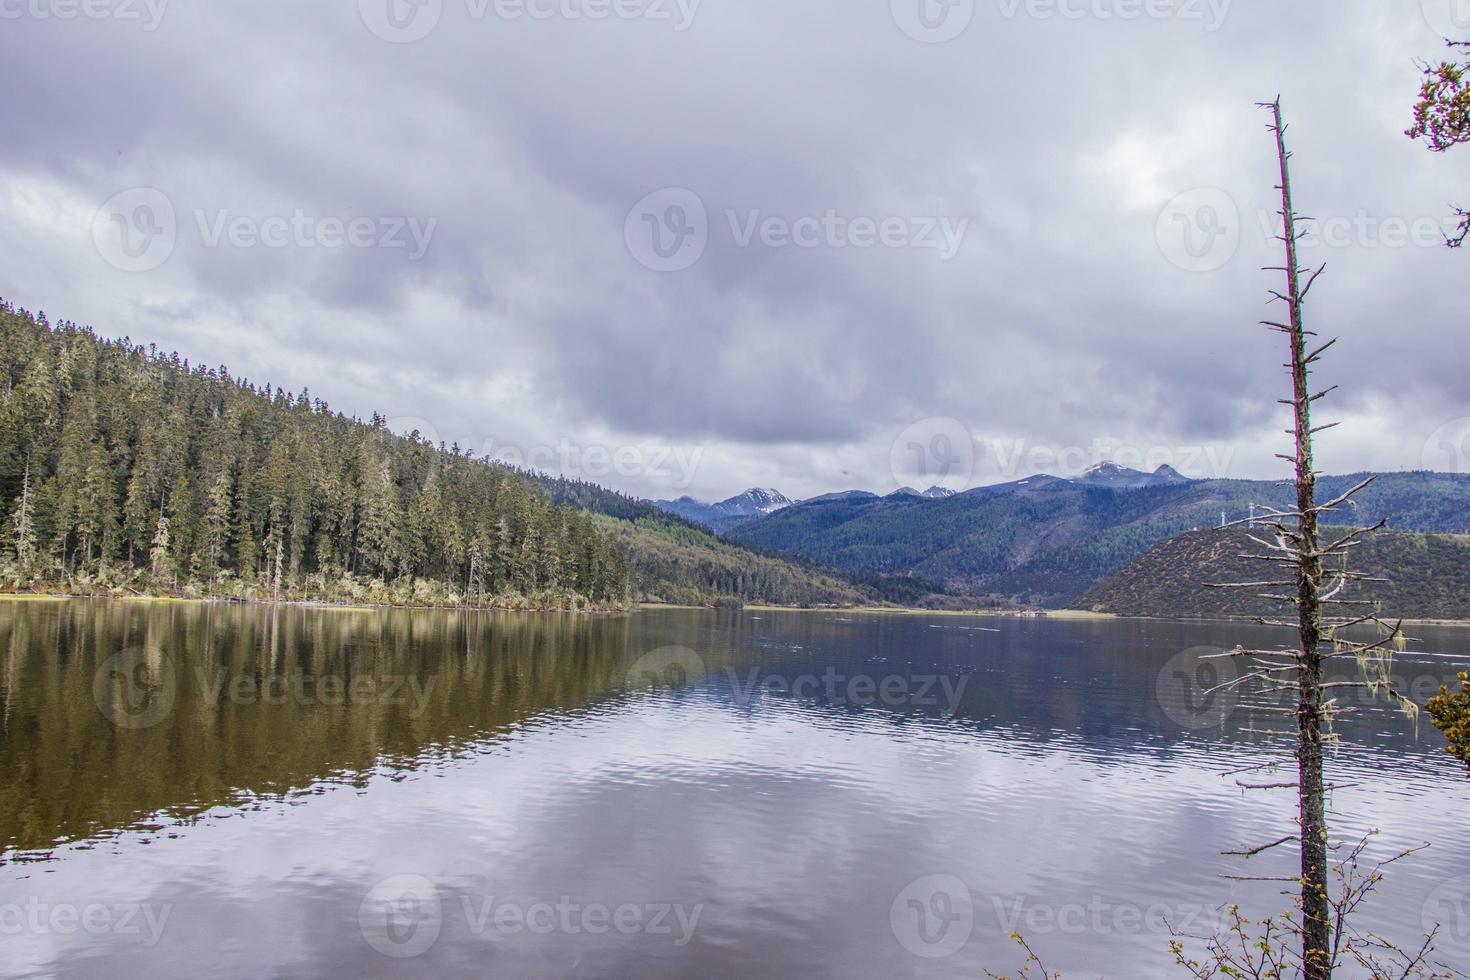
[1,600,1467,978]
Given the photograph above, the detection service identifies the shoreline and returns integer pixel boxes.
[640,602,1116,620]
[0,594,1092,618]
[735,604,1115,620]
[1069,610,1470,629]
[8,592,1470,628]
[0,590,631,616]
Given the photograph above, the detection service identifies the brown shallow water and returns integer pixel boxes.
[1,599,1468,978]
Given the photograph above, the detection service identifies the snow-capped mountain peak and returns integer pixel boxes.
[732,488,793,512]
[1074,461,1196,489]
[648,487,795,532]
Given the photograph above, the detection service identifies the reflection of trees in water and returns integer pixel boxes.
[692,612,1469,766]
[0,600,636,856]
[1,604,1463,858]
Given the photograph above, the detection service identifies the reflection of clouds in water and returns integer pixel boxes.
[6,687,1468,979]
[4,608,1470,978]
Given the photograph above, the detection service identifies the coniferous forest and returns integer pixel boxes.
[0,301,631,608]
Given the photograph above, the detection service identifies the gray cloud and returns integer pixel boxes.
[0,0,1465,501]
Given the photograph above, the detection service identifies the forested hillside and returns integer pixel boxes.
[533,472,873,606]
[532,471,699,528]
[0,302,631,607]
[0,301,878,610]
[728,472,1470,606]
[594,516,865,607]
[1076,526,1470,621]
[492,468,957,607]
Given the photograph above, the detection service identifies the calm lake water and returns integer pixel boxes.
[1,600,1468,978]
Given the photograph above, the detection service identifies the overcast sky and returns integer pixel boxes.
[1,0,1466,501]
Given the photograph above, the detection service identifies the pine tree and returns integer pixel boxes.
[13,454,34,570]
[150,508,171,581]
[0,300,635,607]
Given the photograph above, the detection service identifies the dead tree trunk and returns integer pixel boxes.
[1266,98,1332,980]
[1206,100,1418,979]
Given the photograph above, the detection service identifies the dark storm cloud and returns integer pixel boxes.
[0,0,1465,499]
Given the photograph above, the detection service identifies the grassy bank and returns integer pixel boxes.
[0,574,632,614]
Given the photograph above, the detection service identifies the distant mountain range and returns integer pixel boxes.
[1074,461,1190,488]
[718,466,1470,607]
[652,463,1192,534]
[652,485,954,532]
[651,488,797,533]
